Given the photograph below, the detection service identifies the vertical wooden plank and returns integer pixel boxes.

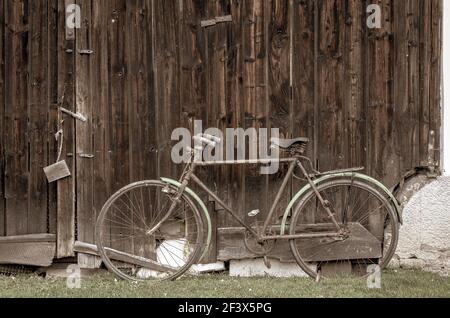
[127,0,150,183]
[267,0,290,223]
[181,0,218,260]
[418,0,431,164]
[242,0,256,132]
[180,0,206,130]
[406,0,421,168]
[108,0,128,253]
[4,0,29,236]
[153,0,180,180]
[291,0,315,224]
[139,0,157,258]
[91,0,112,257]
[202,0,230,262]
[47,0,59,235]
[153,0,183,261]
[391,0,420,174]
[125,0,155,258]
[242,0,267,227]
[366,0,399,187]
[57,0,76,257]
[124,0,139,258]
[316,0,346,172]
[344,0,366,169]
[392,0,410,176]
[28,0,49,234]
[202,0,217,262]
[292,0,315,158]
[227,0,245,228]
[429,0,442,166]
[143,0,156,182]
[0,0,5,236]
[76,0,95,266]
[241,0,255,227]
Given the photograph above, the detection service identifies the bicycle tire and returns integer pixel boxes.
[289,178,399,279]
[96,180,205,281]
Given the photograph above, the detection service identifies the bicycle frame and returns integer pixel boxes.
[162,156,348,243]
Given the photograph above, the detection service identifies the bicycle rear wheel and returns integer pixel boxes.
[96,180,205,281]
[289,178,399,279]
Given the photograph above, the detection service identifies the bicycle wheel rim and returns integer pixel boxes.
[96,180,205,282]
[289,179,399,279]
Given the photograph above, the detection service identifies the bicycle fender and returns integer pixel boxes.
[160,178,212,261]
[280,172,403,235]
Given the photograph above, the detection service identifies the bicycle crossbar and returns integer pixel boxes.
[194,158,298,166]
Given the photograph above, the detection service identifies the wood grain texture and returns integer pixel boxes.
[0,234,56,267]
[316,0,346,172]
[28,0,49,234]
[108,0,129,255]
[242,0,268,229]
[47,0,59,235]
[0,0,444,263]
[0,0,5,236]
[366,0,398,187]
[90,0,112,263]
[75,0,95,267]
[4,0,29,236]
[0,241,55,267]
[292,0,315,158]
[57,0,76,257]
[267,0,290,224]
[227,0,245,229]
[429,0,442,166]
[344,0,365,169]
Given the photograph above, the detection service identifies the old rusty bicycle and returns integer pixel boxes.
[96,133,401,281]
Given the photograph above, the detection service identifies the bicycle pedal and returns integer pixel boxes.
[248,209,260,217]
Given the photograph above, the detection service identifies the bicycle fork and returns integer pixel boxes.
[146,165,194,236]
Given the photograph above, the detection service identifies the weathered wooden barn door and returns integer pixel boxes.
[0,0,443,268]
[58,0,445,265]
[73,0,162,267]
[0,0,64,265]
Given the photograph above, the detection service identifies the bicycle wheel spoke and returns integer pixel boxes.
[97,181,204,281]
[289,178,399,280]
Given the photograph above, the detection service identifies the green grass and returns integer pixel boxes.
[0,269,448,298]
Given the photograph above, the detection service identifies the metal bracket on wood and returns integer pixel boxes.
[201,15,232,28]
[78,49,94,55]
[78,154,94,159]
[60,107,87,122]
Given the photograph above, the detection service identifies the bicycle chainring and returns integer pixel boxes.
[244,227,276,256]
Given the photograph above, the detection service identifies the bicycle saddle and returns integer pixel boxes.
[270,137,310,149]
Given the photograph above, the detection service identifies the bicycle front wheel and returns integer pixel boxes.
[289,178,399,279]
[96,180,205,281]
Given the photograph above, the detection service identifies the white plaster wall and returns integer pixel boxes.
[395,177,450,275]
